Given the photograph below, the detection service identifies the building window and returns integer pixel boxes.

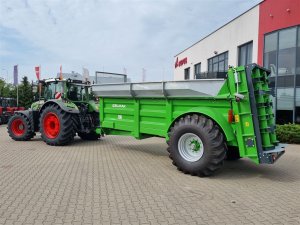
[278,28,297,76]
[184,67,190,80]
[208,51,228,73]
[194,63,201,79]
[263,26,300,124]
[264,32,278,77]
[238,41,253,66]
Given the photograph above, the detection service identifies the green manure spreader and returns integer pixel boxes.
[92,64,285,176]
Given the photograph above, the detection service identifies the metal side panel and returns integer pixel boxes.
[92,79,225,98]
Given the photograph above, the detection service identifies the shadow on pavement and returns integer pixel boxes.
[213,159,298,183]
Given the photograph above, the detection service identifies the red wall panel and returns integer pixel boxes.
[258,0,300,65]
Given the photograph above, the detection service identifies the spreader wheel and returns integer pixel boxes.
[169,114,226,177]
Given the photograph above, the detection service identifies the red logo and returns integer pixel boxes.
[175,57,187,68]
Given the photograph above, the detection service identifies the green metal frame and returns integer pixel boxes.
[97,64,285,164]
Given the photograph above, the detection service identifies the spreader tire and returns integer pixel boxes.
[78,131,100,140]
[40,105,75,146]
[7,113,35,141]
[169,114,226,177]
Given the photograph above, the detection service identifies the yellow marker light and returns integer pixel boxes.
[235,115,240,123]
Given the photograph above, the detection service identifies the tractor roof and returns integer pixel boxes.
[42,78,90,86]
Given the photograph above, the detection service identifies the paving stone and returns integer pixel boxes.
[0,126,299,225]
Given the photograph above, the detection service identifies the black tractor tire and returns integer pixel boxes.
[40,105,75,146]
[169,114,226,177]
[78,131,100,140]
[7,113,35,141]
[226,146,241,161]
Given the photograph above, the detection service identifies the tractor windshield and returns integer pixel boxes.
[67,84,90,102]
[45,81,64,100]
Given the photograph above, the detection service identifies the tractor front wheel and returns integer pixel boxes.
[7,114,35,141]
[169,114,226,177]
[40,105,75,146]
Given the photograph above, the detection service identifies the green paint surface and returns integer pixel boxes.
[97,65,280,164]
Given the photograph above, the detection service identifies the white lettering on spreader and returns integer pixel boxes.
[112,104,126,108]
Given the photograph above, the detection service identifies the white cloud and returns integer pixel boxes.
[0,0,261,81]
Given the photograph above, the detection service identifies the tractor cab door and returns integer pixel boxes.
[44,81,64,100]
[67,84,89,102]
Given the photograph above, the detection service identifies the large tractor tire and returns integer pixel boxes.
[40,105,75,146]
[78,131,100,140]
[7,113,35,141]
[169,114,226,177]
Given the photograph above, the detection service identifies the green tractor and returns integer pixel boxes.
[7,78,100,145]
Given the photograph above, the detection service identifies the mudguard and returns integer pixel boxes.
[39,100,79,114]
[168,107,236,143]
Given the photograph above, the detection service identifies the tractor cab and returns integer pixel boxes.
[0,97,18,124]
[42,78,93,102]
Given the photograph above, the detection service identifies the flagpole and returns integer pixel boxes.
[16,85,19,107]
[39,65,41,100]
[15,65,19,107]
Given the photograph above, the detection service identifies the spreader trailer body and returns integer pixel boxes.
[93,64,285,176]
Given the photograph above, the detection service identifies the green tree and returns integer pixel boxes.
[18,76,33,108]
[0,79,15,97]
[0,79,5,96]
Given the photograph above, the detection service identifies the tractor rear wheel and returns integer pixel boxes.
[7,114,35,141]
[78,131,100,140]
[40,105,75,146]
[169,114,226,177]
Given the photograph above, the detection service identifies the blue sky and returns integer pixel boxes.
[0,0,261,83]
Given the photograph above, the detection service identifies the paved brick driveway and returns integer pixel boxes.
[0,125,300,225]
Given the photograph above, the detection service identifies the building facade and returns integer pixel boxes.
[174,0,300,124]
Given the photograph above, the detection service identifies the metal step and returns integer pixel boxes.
[263,144,286,154]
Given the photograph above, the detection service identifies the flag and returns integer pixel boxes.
[59,65,63,80]
[35,66,40,80]
[82,67,89,82]
[13,65,18,85]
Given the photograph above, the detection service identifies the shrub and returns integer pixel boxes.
[275,124,300,144]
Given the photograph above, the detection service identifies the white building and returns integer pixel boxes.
[173,0,300,124]
[174,5,259,80]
